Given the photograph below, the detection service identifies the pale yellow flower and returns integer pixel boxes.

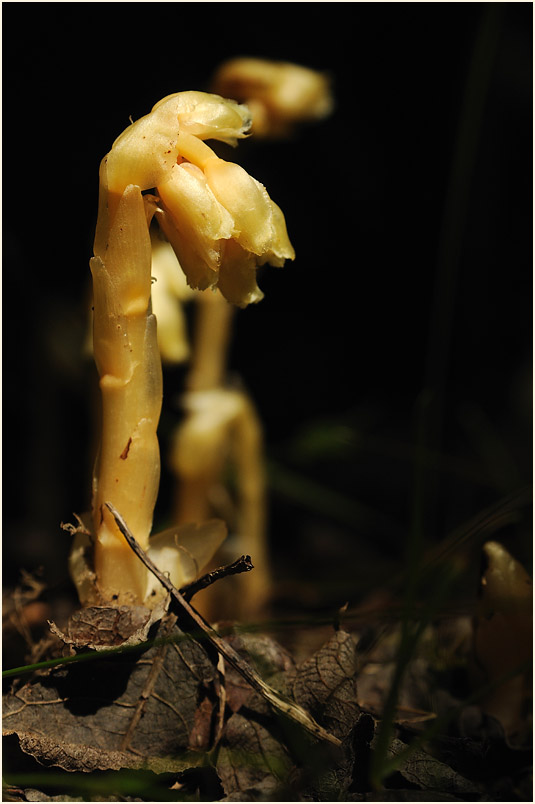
[211,58,333,138]
[155,138,294,306]
[100,90,294,307]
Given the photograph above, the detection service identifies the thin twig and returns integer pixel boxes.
[105,502,342,747]
[180,555,254,601]
[213,653,227,748]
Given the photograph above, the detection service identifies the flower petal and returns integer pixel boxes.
[150,233,194,364]
[146,519,227,594]
[218,240,264,307]
[156,162,234,291]
[260,200,296,267]
[155,207,219,292]
[158,162,234,249]
[204,159,273,256]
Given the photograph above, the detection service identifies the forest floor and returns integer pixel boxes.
[2,558,532,803]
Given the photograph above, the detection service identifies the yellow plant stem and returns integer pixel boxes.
[91,176,162,604]
[172,289,271,617]
[187,289,235,392]
[171,291,233,530]
[231,395,271,613]
[172,289,235,528]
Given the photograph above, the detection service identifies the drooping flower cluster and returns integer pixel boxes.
[211,58,333,139]
[105,90,295,307]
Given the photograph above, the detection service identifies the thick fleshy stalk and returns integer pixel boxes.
[91,171,162,604]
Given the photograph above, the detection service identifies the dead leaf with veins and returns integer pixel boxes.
[384,737,481,798]
[48,603,166,651]
[290,628,360,742]
[214,628,361,800]
[216,713,295,800]
[3,615,215,773]
[222,630,296,714]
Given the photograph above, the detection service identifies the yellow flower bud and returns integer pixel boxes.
[211,58,333,138]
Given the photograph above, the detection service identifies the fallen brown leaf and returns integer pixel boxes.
[3,615,214,773]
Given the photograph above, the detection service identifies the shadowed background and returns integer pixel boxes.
[3,3,532,617]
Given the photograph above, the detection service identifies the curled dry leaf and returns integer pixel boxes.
[48,602,168,651]
[3,616,214,773]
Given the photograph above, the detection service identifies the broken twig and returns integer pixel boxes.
[180,554,254,601]
[105,502,342,747]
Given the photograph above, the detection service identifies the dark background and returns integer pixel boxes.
[3,3,532,612]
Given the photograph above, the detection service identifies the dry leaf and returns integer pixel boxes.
[216,713,294,800]
[222,630,295,714]
[385,737,481,797]
[3,617,214,773]
[290,628,360,742]
[48,603,166,651]
[215,628,361,800]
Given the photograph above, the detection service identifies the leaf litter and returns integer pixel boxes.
[3,532,532,801]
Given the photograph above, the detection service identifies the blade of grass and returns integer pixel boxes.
[370,5,504,789]
[2,642,147,678]
[267,458,404,542]
[420,484,531,576]
[369,555,463,789]
[2,768,187,800]
[422,2,504,516]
